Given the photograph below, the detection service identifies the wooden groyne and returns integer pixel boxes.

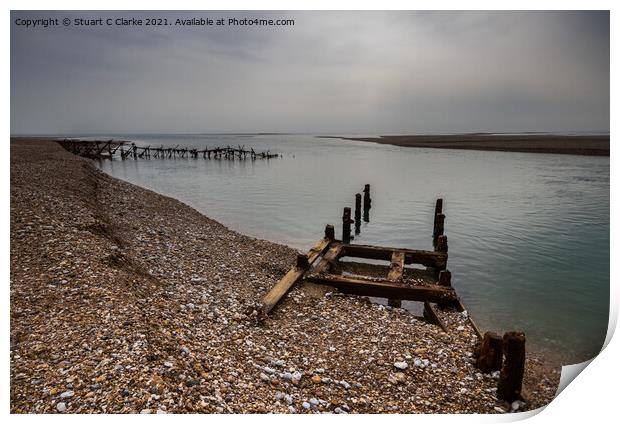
[260,192,527,402]
[57,139,280,161]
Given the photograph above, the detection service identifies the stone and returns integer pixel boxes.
[394,361,408,370]
[388,372,406,385]
[311,375,322,384]
[56,402,66,412]
[302,401,311,409]
[59,390,74,398]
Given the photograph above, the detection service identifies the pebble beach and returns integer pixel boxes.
[10,139,560,414]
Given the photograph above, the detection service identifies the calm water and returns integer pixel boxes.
[93,134,609,364]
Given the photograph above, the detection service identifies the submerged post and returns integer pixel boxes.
[497,332,526,402]
[363,184,371,222]
[354,193,362,234]
[433,199,445,248]
[342,207,353,244]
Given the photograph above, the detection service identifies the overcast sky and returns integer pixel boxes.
[11,10,609,135]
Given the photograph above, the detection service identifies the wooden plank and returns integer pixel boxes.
[341,244,447,268]
[387,251,405,282]
[305,274,457,303]
[260,238,331,315]
[312,243,343,275]
[423,301,448,332]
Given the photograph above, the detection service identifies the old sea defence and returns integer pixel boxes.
[92,133,610,364]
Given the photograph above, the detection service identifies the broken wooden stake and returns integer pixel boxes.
[342,207,354,244]
[296,253,309,269]
[497,331,526,402]
[363,184,371,222]
[354,193,362,234]
[325,224,335,241]
[476,331,503,373]
[433,213,445,248]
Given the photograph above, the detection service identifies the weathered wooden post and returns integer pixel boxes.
[497,332,526,402]
[354,193,362,234]
[476,332,504,373]
[433,198,445,248]
[132,143,137,160]
[363,184,371,222]
[342,207,354,244]
[296,253,310,269]
[436,235,448,253]
[325,224,335,241]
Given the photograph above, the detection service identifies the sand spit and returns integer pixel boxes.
[10,139,559,413]
[324,134,609,156]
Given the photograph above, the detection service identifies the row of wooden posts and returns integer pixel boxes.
[333,191,525,402]
[58,139,280,161]
[341,184,372,243]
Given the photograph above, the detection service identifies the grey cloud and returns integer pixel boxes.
[10,10,609,134]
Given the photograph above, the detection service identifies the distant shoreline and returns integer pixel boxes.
[322,134,610,156]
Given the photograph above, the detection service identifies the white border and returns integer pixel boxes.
[4,1,616,422]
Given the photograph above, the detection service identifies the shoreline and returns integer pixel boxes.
[322,134,610,156]
[10,139,560,413]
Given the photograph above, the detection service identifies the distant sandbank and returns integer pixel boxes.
[323,134,609,156]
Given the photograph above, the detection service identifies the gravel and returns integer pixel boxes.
[10,139,561,413]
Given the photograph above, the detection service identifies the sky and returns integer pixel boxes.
[10,10,610,135]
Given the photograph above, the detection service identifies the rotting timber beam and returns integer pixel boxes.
[305,274,458,304]
[260,236,331,315]
[340,244,447,269]
[312,243,344,275]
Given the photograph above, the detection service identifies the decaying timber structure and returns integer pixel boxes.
[261,193,527,403]
[57,139,280,161]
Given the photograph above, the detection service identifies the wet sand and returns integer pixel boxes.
[324,134,609,156]
[10,138,560,413]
